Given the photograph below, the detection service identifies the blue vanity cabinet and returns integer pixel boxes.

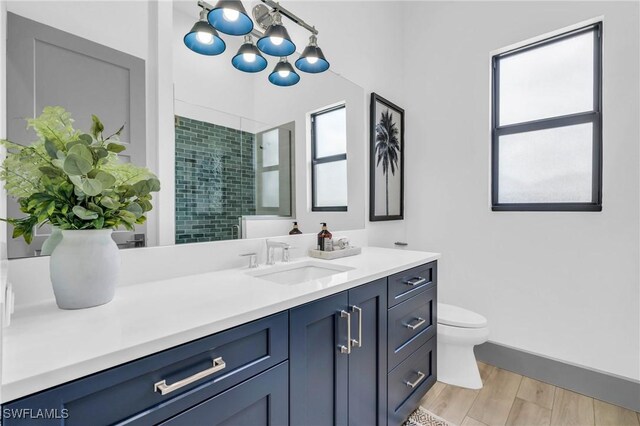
[289,278,388,426]
[388,262,437,308]
[387,261,438,426]
[388,285,437,369]
[2,313,288,426]
[347,278,388,426]
[387,336,437,425]
[290,292,350,426]
[3,260,438,426]
[160,362,289,426]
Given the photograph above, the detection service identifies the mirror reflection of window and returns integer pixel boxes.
[255,124,293,216]
[311,105,348,211]
[261,130,280,167]
[261,171,280,208]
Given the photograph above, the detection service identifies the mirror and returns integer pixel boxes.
[3,1,366,258]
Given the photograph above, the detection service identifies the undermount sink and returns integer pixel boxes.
[247,260,354,285]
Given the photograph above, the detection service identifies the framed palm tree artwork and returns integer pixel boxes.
[370,93,404,221]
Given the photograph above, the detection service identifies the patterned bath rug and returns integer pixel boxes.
[403,406,454,426]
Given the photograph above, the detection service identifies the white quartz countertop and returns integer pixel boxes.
[2,247,439,402]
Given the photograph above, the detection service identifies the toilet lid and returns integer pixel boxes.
[438,303,487,328]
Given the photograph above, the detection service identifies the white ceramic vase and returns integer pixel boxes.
[50,229,120,310]
[41,227,63,256]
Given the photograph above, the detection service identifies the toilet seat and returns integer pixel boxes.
[438,303,487,328]
[438,322,489,345]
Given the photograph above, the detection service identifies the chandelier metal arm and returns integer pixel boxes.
[260,0,318,35]
[196,0,319,37]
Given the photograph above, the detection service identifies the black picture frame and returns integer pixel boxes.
[370,93,404,221]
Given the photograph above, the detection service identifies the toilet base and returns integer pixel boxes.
[436,324,489,390]
[437,342,483,389]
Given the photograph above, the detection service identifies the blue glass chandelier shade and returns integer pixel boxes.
[232,40,268,73]
[257,24,296,57]
[184,21,226,56]
[208,0,254,36]
[268,59,300,86]
[295,45,330,73]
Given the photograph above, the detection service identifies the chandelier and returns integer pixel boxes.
[184,0,330,87]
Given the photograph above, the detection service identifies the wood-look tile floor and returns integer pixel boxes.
[420,362,640,426]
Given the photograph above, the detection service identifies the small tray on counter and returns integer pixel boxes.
[308,246,362,260]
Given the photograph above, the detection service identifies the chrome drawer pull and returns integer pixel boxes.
[338,310,351,354]
[154,357,226,395]
[405,317,426,330]
[405,371,426,388]
[404,277,427,286]
[351,305,362,348]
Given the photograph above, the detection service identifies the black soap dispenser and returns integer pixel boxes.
[289,221,303,235]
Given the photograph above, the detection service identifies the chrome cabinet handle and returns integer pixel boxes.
[405,317,426,330]
[338,310,351,354]
[404,277,427,286]
[405,371,426,388]
[351,305,362,348]
[154,357,226,395]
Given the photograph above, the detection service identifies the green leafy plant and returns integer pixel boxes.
[0,106,160,243]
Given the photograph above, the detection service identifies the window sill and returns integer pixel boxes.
[492,203,602,212]
[312,206,348,212]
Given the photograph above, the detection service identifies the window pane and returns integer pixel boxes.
[499,31,594,125]
[498,123,593,203]
[261,129,279,167]
[315,160,347,207]
[261,170,279,208]
[315,107,346,158]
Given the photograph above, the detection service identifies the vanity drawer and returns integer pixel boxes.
[388,286,437,370]
[388,261,437,307]
[387,337,437,426]
[2,312,288,426]
[161,362,288,426]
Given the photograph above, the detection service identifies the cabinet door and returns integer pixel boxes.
[348,279,388,426]
[290,292,349,426]
[160,362,288,426]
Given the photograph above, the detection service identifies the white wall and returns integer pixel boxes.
[402,1,640,380]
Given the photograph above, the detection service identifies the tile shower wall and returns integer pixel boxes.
[175,116,255,244]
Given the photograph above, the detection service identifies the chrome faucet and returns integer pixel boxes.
[240,252,258,268]
[266,240,290,265]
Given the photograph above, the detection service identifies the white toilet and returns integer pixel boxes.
[437,303,489,389]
